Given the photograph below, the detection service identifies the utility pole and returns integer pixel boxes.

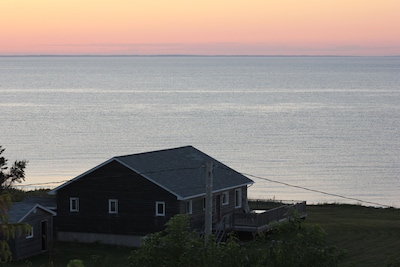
[205,161,213,240]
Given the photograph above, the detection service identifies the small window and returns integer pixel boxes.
[109,199,118,214]
[203,197,206,210]
[156,201,165,216]
[221,192,229,205]
[26,227,33,239]
[186,200,192,214]
[70,197,79,212]
[235,189,242,208]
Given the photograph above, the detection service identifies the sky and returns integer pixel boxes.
[1,0,400,56]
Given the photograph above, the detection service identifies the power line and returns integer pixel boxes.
[13,165,394,208]
[13,166,206,189]
[14,180,69,187]
[243,172,393,208]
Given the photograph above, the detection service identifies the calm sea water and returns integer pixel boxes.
[1,56,399,207]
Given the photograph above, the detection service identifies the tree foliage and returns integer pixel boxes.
[0,146,27,190]
[129,213,348,267]
[0,146,30,262]
[0,191,31,263]
[67,259,85,267]
[254,215,348,267]
[129,214,248,267]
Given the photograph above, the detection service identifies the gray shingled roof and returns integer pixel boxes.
[23,196,56,210]
[51,146,254,200]
[114,146,254,200]
[7,202,56,223]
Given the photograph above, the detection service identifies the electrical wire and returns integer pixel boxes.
[14,180,69,187]
[14,165,394,208]
[242,172,393,208]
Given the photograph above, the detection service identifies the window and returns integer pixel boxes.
[235,189,242,208]
[203,197,206,210]
[26,227,33,239]
[186,200,192,214]
[70,197,79,212]
[156,201,165,216]
[221,192,229,205]
[109,199,118,214]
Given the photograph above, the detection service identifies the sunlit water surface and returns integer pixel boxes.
[1,56,399,207]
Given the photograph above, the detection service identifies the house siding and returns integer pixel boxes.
[183,186,249,232]
[9,209,54,261]
[55,160,179,236]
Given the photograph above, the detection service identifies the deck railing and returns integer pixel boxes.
[232,201,307,232]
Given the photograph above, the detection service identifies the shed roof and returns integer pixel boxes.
[50,146,253,200]
[6,202,56,223]
[23,196,56,210]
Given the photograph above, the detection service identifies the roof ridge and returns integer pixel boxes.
[49,146,254,199]
[114,145,195,159]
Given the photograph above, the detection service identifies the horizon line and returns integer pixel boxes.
[1,54,399,57]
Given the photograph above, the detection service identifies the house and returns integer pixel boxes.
[6,202,56,261]
[49,146,254,247]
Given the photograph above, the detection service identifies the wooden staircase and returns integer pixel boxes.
[214,224,225,244]
[214,214,232,243]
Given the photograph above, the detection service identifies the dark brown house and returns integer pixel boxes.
[50,146,254,247]
[6,202,56,261]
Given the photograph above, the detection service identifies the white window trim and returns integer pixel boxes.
[156,201,165,216]
[235,189,242,208]
[186,200,193,214]
[70,197,79,212]
[222,191,229,205]
[109,199,118,214]
[26,227,34,239]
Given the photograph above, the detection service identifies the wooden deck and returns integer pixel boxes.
[232,201,307,233]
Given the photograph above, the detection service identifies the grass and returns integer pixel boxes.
[5,203,400,267]
[248,200,400,266]
[305,204,400,266]
[4,241,132,267]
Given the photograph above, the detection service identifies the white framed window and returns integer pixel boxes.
[109,199,118,214]
[221,192,229,205]
[186,200,193,214]
[235,189,242,208]
[156,201,165,216]
[70,197,79,212]
[26,226,34,239]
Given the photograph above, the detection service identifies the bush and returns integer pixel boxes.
[130,213,348,267]
[67,259,85,267]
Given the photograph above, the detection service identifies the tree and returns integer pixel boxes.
[0,146,30,262]
[0,146,27,191]
[0,191,31,263]
[130,212,348,267]
[129,214,249,267]
[255,212,348,267]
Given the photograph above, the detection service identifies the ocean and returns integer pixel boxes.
[0,56,399,207]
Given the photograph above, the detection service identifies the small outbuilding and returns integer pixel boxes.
[6,202,56,261]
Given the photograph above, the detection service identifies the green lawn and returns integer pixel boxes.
[305,204,400,266]
[4,242,132,267]
[5,204,400,267]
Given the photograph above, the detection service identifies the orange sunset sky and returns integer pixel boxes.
[1,0,399,56]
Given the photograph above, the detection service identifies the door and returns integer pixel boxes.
[216,195,222,222]
[41,220,48,251]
